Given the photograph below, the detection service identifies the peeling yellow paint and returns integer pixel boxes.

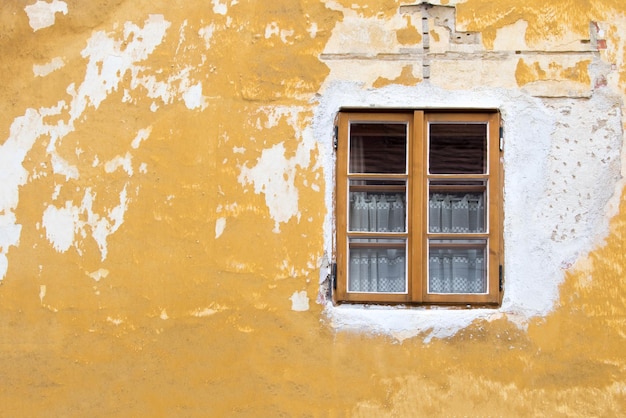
[396,15,422,45]
[373,65,422,88]
[429,28,440,42]
[1,0,626,415]
[515,58,591,87]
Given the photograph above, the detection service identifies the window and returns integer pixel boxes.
[335,110,503,306]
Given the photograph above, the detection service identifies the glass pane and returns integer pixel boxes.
[349,122,407,174]
[428,240,487,294]
[348,239,407,293]
[428,180,486,233]
[429,123,486,174]
[349,180,406,233]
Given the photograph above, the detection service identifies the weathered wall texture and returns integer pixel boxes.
[1,0,626,416]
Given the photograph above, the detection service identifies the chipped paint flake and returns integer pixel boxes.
[24,0,68,32]
[238,108,316,233]
[51,153,79,180]
[211,0,228,15]
[239,142,300,233]
[182,82,207,110]
[105,152,133,176]
[215,217,226,239]
[290,291,310,311]
[264,22,295,43]
[131,127,152,149]
[265,22,279,39]
[33,57,65,77]
[131,66,205,109]
[192,308,217,317]
[39,285,46,304]
[41,186,129,260]
[0,16,169,280]
[106,317,124,326]
[88,268,109,282]
[42,202,78,253]
[198,24,215,48]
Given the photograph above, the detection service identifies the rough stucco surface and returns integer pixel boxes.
[1,0,626,416]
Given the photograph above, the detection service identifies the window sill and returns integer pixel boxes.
[323,301,507,343]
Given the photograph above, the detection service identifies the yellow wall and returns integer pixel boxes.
[1,0,625,415]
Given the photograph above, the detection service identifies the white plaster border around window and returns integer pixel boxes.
[314,81,623,343]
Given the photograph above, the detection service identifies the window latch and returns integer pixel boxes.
[499,265,503,291]
[333,125,338,150]
[499,127,504,152]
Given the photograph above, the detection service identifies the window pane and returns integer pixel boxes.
[429,123,486,174]
[348,239,407,293]
[428,240,486,294]
[349,180,406,233]
[349,122,407,174]
[428,180,486,233]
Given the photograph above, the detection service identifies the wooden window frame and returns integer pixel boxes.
[334,110,503,307]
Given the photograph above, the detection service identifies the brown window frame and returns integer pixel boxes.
[334,110,503,306]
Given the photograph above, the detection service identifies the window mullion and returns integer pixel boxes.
[411,110,425,303]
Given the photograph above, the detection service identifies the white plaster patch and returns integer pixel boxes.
[198,24,215,48]
[323,4,406,55]
[192,308,217,317]
[493,20,529,51]
[51,153,79,180]
[327,305,504,343]
[238,142,299,232]
[33,57,65,77]
[290,290,310,311]
[211,0,228,15]
[41,186,129,260]
[24,0,68,32]
[315,81,623,342]
[182,82,207,110]
[39,284,46,304]
[0,107,50,279]
[0,255,7,282]
[238,107,316,232]
[51,184,61,200]
[265,22,279,39]
[215,217,226,239]
[0,16,170,280]
[106,316,124,325]
[160,309,169,320]
[88,268,109,282]
[263,22,295,43]
[105,152,133,176]
[42,201,78,252]
[58,15,171,146]
[131,127,152,149]
[131,65,206,110]
[175,20,188,55]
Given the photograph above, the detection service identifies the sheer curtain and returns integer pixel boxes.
[428,193,486,293]
[348,192,406,293]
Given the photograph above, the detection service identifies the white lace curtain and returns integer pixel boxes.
[429,248,486,293]
[348,192,406,293]
[428,193,484,233]
[349,193,405,233]
[428,193,486,293]
[348,192,486,294]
